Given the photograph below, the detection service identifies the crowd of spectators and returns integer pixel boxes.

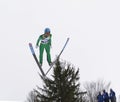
[97,89,116,102]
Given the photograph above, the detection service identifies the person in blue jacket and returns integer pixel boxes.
[103,90,109,102]
[97,92,104,102]
[109,88,116,102]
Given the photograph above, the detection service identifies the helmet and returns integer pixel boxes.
[44,28,50,33]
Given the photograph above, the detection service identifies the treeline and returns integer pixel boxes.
[25,59,116,102]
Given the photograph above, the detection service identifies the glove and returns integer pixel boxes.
[36,45,38,49]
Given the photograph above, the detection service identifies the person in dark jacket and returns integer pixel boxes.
[109,88,116,102]
[103,90,109,102]
[97,92,104,102]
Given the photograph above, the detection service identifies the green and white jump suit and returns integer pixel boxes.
[36,34,52,65]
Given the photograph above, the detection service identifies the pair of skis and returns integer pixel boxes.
[29,38,69,77]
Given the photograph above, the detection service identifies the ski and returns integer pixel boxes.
[29,43,45,76]
[45,38,70,76]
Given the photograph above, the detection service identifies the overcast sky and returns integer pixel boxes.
[0,0,120,101]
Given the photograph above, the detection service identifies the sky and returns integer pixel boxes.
[0,0,120,101]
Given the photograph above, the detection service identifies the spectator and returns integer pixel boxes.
[103,90,109,102]
[109,88,116,102]
[97,92,104,102]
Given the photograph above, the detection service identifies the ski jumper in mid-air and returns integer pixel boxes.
[36,28,52,66]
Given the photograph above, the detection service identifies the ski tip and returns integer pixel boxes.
[67,38,70,41]
[29,43,35,54]
[67,37,70,40]
[29,43,32,46]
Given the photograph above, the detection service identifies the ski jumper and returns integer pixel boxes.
[36,34,52,65]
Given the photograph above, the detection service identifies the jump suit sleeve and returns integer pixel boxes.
[49,34,52,46]
[36,35,42,46]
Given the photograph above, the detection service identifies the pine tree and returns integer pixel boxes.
[34,59,86,102]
